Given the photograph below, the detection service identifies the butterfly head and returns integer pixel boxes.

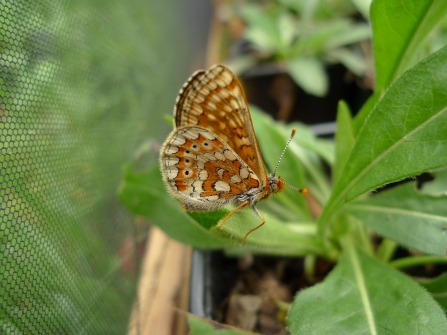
[269,175,285,194]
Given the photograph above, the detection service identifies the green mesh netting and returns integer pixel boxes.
[0,0,200,333]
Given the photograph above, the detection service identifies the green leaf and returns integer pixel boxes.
[324,23,371,50]
[240,4,284,53]
[319,44,447,233]
[333,101,355,184]
[352,90,382,135]
[421,169,447,195]
[371,0,447,92]
[345,182,447,256]
[218,209,322,256]
[350,0,372,19]
[118,165,226,248]
[251,106,333,206]
[289,20,360,57]
[327,48,368,76]
[288,242,447,334]
[419,273,447,311]
[287,58,328,97]
[250,107,311,220]
[290,121,335,166]
[188,315,258,335]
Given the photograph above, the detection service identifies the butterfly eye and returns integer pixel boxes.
[204,142,209,146]
[192,144,197,149]
[186,150,190,154]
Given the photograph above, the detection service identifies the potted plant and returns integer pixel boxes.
[119,0,447,333]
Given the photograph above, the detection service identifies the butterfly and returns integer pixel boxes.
[159,65,307,243]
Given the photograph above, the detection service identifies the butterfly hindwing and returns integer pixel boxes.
[160,126,262,211]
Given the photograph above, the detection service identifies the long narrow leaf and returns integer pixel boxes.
[333,101,355,183]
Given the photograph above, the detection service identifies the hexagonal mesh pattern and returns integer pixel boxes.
[0,1,192,333]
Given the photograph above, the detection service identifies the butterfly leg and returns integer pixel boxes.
[243,205,265,244]
[219,200,249,231]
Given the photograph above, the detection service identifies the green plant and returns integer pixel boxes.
[120,0,447,333]
[229,0,372,97]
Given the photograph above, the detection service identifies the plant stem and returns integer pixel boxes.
[389,255,447,269]
[376,238,398,263]
[304,254,316,280]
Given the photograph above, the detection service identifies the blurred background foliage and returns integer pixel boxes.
[1,0,210,333]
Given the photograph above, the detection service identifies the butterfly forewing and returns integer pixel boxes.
[174,65,268,185]
[160,126,263,211]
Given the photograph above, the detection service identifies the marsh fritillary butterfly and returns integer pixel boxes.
[159,65,307,243]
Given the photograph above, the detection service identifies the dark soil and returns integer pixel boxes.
[207,252,333,335]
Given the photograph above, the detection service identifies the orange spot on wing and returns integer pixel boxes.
[200,191,219,197]
[248,177,259,189]
[175,180,188,192]
[203,180,214,192]
[176,157,192,166]
[231,160,242,173]
[230,184,244,194]
[177,169,196,179]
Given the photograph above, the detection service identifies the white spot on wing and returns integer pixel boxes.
[200,130,216,140]
[219,89,230,99]
[195,94,205,103]
[208,81,217,90]
[240,167,249,179]
[206,101,217,110]
[207,113,217,121]
[214,78,226,87]
[192,180,203,191]
[166,166,179,179]
[200,87,210,96]
[165,145,178,154]
[230,99,239,110]
[214,181,231,192]
[203,195,219,201]
[199,170,208,180]
[223,105,232,113]
[221,71,233,85]
[216,168,225,178]
[163,156,179,166]
[183,128,200,139]
[230,175,242,183]
[215,152,226,160]
[228,119,237,128]
[171,134,186,145]
[224,150,237,161]
[204,152,217,161]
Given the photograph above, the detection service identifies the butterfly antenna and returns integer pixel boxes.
[272,127,308,194]
[272,128,297,177]
[284,181,308,194]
